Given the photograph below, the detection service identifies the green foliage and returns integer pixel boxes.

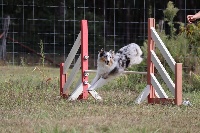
[184,22,200,56]
[189,72,200,92]
[163,1,179,22]
[182,72,200,92]
[39,40,45,67]
[163,1,179,38]
[180,21,200,75]
[20,57,26,67]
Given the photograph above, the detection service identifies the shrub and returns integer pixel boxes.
[163,1,179,38]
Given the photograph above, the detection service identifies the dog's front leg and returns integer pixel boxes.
[102,73,109,79]
[90,74,101,86]
[87,78,107,91]
[88,76,116,91]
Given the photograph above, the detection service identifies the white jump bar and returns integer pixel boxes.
[85,70,147,75]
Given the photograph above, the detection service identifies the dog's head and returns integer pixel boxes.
[98,48,114,66]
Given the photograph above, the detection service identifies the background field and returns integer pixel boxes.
[0,66,200,133]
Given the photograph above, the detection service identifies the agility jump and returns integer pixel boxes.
[60,18,182,105]
[135,18,182,105]
[60,20,146,101]
[60,20,102,100]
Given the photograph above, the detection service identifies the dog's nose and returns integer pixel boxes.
[106,61,109,65]
[140,54,144,58]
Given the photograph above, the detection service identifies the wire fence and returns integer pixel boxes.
[0,0,199,68]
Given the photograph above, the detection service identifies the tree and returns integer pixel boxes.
[163,1,179,38]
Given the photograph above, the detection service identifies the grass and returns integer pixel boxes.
[1,66,200,133]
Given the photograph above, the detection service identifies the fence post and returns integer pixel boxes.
[175,63,182,105]
[79,20,89,99]
[147,18,156,103]
[60,63,67,97]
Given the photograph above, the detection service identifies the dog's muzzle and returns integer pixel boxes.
[105,61,109,65]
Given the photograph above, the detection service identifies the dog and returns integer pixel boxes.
[88,43,143,91]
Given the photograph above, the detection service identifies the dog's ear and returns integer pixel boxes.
[112,51,115,56]
[109,49,114,54]
[98,48,104,53]
[109,50,115,58]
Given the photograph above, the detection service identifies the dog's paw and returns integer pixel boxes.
[102,74,109,79]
